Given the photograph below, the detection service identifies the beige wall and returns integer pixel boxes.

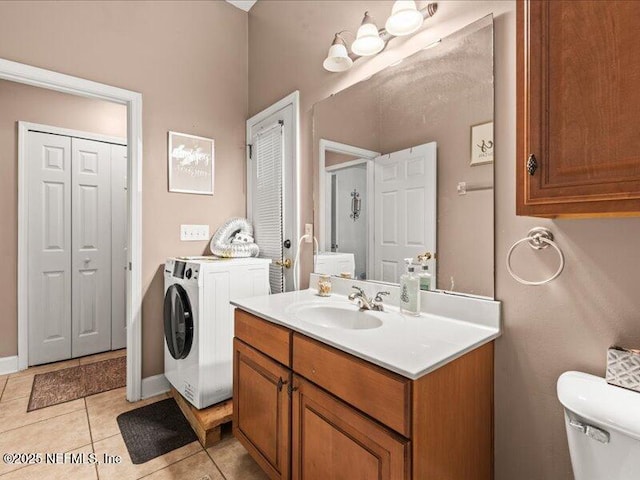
[0,80,127,358]
[0,1,249,377]
[249,1,640,479]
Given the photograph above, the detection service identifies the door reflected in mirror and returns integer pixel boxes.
[313,16,494,298]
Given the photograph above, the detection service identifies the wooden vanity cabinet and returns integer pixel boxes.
[233,309,494,480]
[233,338,291,480]
[516,0,640,217]
[291,375,410,480]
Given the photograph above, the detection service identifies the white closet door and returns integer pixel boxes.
[374,142,437,284]
[27,132,72,366]
[111,144,127,350]
[71,138,112,358]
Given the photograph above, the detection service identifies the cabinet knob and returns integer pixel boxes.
[527,154,538,176]
[277,377,288,392]
[287,383,299,395]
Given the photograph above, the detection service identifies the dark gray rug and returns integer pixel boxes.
[116,398,198,464]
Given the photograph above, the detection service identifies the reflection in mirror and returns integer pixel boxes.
[314,15,494,298]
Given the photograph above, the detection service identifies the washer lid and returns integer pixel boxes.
[557,371,640,441]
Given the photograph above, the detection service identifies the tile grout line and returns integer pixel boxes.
[0,442,94,478]
[84,397,100,480]
[0,404,87,436]
[6,350,124,380]
[0,376,7,401]
[134,449,207,480]
[204,447,229,480]
[0,375,35,404]
[88,391,175,445]
[7,362,80,379]
[92,390,205,480]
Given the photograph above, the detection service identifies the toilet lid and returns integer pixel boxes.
[558,371,640,441]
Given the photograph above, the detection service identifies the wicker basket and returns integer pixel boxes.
[606,346,640,393]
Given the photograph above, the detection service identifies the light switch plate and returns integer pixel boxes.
[180,224,210,241]
[304,223,313,243]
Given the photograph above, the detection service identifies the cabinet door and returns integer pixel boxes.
[233,338,291,480]
[517,0,640,217]
[291,375,409,480]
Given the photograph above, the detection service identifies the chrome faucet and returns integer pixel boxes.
[348,286,390,312]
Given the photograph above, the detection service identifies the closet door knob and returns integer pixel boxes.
[84,258,91,264]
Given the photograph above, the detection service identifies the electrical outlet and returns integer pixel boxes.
[304,223,313,243]
[180,224,210,241]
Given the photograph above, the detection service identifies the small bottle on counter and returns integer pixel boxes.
[317,275,332,297]
[399,258,420,316]
[418,260,432,291]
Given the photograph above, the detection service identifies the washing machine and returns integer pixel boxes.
[163,256,271,409]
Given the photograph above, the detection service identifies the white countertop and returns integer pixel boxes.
[231,288,501,380]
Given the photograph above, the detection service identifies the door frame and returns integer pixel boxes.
[2,57,144,402]
[318,139,379,277]
[246,91,300,289]
[19,122,127,363]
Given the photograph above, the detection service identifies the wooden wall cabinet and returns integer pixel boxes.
[233,309,494,480]
[517,0,640,217]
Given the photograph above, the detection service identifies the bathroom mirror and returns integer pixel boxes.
[313,15,494,298]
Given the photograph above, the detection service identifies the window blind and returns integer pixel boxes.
[253,122,285,293]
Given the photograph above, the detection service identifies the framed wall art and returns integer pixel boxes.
[168,131,214,194]
[470,121,494,166]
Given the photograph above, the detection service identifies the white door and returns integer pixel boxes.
[71,138,112,357]
[248,105,296,293]
[373,143,437,285]
[27,132,73,365]
[111,144,127,350]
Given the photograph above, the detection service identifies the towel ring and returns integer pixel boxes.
[506,228,564,286]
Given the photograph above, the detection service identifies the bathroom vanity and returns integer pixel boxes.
[233,13,500,480]
[231,286,500,480]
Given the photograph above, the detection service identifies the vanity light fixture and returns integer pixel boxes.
[323,33,354,72]
[351,12,385,56]
[385,1,424,36]
[322,2,438,73]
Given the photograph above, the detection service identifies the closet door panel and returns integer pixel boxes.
[27,132,72,366]
[71,138,112,358]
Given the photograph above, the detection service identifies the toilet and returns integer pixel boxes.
[557,371,640,480]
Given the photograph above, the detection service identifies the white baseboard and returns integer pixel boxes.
[141,373,170,399]
[0,356,19,375]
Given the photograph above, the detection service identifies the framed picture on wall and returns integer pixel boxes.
[168,131,215,195]
[470,121,494,166]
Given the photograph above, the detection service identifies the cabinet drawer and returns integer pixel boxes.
[292,333,411,436]
[235,309,291,367]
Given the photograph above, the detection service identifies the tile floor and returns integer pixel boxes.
[0,350,267,480]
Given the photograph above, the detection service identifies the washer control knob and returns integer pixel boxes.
[185,268,192,279]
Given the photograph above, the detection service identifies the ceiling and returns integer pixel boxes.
[225,0,258,12]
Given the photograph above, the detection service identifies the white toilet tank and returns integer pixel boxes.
[557,371,640,480]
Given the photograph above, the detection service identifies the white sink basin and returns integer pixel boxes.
[287,303,384,330]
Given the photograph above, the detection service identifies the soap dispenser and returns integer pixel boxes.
[400,258,420,316]
[418,258,432,292]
